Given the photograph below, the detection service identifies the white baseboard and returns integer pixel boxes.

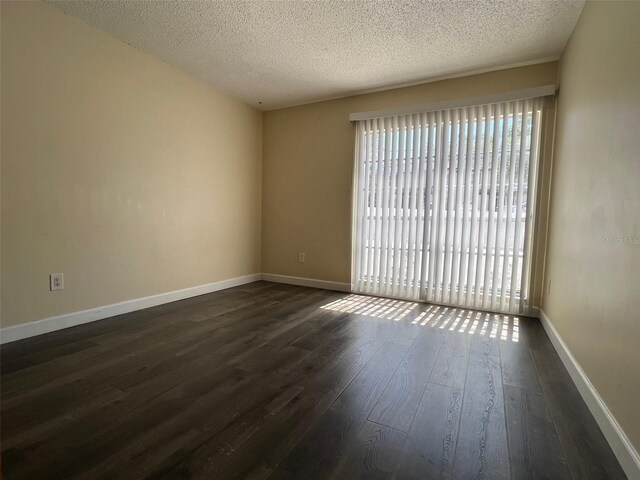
[539,309,640,480]
[0,273,262,344]
[261,273,351,292]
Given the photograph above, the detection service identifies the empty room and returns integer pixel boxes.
[1,0,638,479]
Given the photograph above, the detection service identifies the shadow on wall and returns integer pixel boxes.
[321,294,521,343]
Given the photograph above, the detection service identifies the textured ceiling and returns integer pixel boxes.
[48,0,584,110]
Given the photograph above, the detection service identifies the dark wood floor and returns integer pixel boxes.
[1,281,626,480]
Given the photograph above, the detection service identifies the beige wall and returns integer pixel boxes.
[543,0,640,454]
[262,62,558,304]
[1,1,262,328]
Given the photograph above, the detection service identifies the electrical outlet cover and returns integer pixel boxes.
[50,273,64,291]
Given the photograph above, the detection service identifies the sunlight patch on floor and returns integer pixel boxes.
[320,295,417,321]
[321,294,521,342]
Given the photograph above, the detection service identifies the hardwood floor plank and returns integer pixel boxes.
[140,357,364,480]
[232,344,312,374]
[4,364,268,480]
[1,351,236,452]
[332,342,406,417]
[80,371,292,480]
[267,341,408,479]
[1,382,125,440]
[0,339,100,375]
[469,312,502,357]
[503,385,571,480]
[368,328,444,432]
[329,420,406,480]
[266,406,355,480]
[394,382,462,480]
[429,324,472,389]
[499,339,542,393]
[265,385,306,416]
[338,335,384,366]
[285,327,364,381]
[452,352,510,480]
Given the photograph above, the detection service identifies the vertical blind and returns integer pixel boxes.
[352,98,544,314]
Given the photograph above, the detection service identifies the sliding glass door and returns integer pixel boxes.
[351,98,543,314]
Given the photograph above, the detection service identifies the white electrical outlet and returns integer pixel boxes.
[298,252,306,263]
[50,273,64,291]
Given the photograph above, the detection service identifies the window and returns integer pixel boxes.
[352,98,543,314]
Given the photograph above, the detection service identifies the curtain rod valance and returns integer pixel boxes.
[349,84,555,122]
